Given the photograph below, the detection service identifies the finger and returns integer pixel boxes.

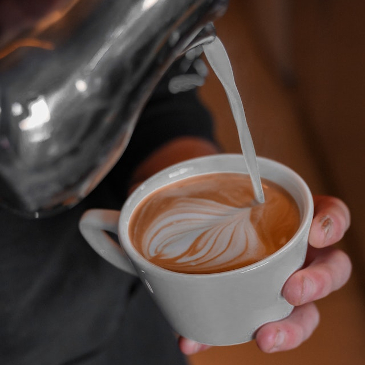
[283,247,352,306]
[178,337,211,355]
[309,196,350,248]
[256,303,320,353]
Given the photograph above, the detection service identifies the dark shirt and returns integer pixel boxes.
[0,56,216,364]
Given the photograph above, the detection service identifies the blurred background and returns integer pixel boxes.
[190,0,365,364]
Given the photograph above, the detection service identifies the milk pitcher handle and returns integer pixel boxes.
[79,209,137,276]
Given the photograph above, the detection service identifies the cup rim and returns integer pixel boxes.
[119,154,314,278]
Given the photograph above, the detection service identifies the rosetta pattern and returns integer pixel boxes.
[142,198,266,272]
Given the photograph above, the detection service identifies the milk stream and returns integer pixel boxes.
[203,37,265,204]
[129,38,293,274]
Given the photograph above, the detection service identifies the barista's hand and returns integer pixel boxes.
[179,195,352,355]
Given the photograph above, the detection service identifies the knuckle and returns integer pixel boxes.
[332,249,352,289]
[311,248,351,298]
[301,304,320,342]
[332,214,348,240]
[307,303,320,332]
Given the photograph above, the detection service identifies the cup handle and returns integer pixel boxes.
[79,209,137,276]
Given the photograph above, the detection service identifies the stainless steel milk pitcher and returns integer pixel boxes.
[0,0,228,217]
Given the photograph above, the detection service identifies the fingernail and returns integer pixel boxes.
[192,343,201,354]
[185,340,201,354]
[301,276,314,304]
[270,330,285,352]
[320,216,333,245]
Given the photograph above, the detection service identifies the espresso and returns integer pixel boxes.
[129,173,300,274]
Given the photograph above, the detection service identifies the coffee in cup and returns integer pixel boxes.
[129,173,300,274]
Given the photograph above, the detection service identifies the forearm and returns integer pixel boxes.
[129,136,219,191]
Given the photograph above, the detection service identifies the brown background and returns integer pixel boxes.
[189,1,365,364]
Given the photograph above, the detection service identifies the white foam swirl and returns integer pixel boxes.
[142,198,266,271]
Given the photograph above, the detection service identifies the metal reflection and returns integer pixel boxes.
[0,0,228,217]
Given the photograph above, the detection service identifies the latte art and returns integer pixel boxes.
[143,198,265,271]
[129,173,300,274]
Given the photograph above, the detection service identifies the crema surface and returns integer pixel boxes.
[129,173,300,274]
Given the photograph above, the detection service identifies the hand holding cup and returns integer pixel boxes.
[180,195,351,354]
[80,154,320,346]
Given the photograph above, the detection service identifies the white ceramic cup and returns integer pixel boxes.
[79,154,313,346]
